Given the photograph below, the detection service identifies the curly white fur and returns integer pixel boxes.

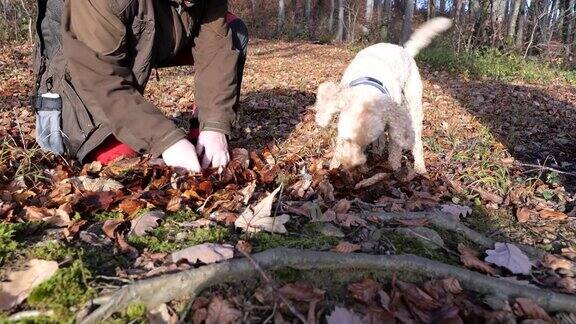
[315,17,452,174]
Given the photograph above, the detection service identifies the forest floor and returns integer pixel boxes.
[1,38,576,323]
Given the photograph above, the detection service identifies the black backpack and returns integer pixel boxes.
[32,0,96,157]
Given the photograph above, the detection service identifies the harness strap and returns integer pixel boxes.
[349,77,391,97]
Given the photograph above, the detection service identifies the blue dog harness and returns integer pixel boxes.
[349,77,391,97]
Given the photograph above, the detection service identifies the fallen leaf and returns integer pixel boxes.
[235,186,290,233]
[457,244,497,275]
[512,298,554,323]
[166,196,181,212]
[333,199,351,214]
[147,303,178,324]
[23,206,71,227]
[119,199,146,216]
[0,259,59,310]
[67,176,123,192]
[317,179,335,202]
[394,279,442,311]
[130,210,165,236]
[169,243,234,264]
[556,277,576,294]
[422,278,463,302]
[235,240,253,254]
[212,211,238,226]
[473,187,503,204]
[354,173,390,190]
[77,191,118,212]
[230,148,250,169]
[485,242,532,275]
[331,241,361,253]
[335,213,367,228]
[102,219,138,258]
[205,295,242,324]
[279,282,325,302]
[516,207,532,223]
[539,209,568,220]
[240,180,257,205]
[326,307,363,324]
[63,219,87,241]
[103,219,127,239]
[541,254,575,271]
[347,278,382,305]
[561,247,576,259]
[395,218,431,227]
[440,204,472,218]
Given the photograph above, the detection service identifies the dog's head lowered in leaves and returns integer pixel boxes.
[314,17,452,174]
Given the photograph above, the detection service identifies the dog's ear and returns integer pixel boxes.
[314,81,343,127]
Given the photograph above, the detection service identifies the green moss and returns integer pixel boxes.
[91,211,123,222]
[128,224,230,253]
[30,241,74,262]
[28,260,95,320]
[0,223,18,265]
[386,232,448,263]
[165,210,199,222]
[251,232,338,252]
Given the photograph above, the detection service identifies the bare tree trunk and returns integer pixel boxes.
[515,0,528,47]
[427,0,436,20]
[329,0,335,32]
[291,0,298,23]
[507,0,522,40]
[567,0,575,45]
[278,0,286,29]
[366,0,375,22]
[453,0,463,24]
[336,0,346,41]
[493,0,508,40]
[402,0,415,43]
[547,0,560,42]
[305,0,312,24]
[381,0,393,40]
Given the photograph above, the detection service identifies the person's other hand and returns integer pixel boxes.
[195,130,230,169]
[162,139,201,172]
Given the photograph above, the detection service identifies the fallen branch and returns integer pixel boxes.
[366,211,545,259]
[79,248,576,323]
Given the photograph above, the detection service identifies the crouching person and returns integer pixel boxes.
[32,0,248,172]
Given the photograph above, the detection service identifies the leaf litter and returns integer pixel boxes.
[0,39,575,322]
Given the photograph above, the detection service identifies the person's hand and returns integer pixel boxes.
[162,139,201,172]
[195,130,230,169]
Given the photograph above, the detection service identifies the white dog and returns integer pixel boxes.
[315,17,452,174]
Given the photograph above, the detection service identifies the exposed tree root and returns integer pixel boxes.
[366,211,545,258]
[80,248,576,324]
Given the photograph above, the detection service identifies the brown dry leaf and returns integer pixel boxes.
[279,282,325,302]
[561,247,576,259]
[213,211,238,226]
[347,278,382,305]
[77,190,119,212]
[67,175,123,192]
[240,180,256,205]
[205,295,242,324]
[541,254,575,271]
[473,187,503,204]
[119,198,146,216]
[354,173,390,190]
[317,179,335,202]
[147,303,178,324]
[326,307,362,324]
[235,240,252,254]
[336,213,367,228]
[395,218,431,227]
[422,278,463,302]
[539,209,568,220]
[103,219,126,239]
[0,259,59,310]
[333,199,351,214]
[230,148,250,169]
[331,241,361,253]
[166,196,181,212]
[556,277,576,294]
[512,298,554,323]
[169,243,234,264]
[394,279,442,311]
[130,210,165,236]
[516,207,532,223]
[457,244,497,275]
[63,219,87,241]
[23,205,71,227]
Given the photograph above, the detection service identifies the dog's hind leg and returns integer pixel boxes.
[387,129,403,172]
[412,125,426,174]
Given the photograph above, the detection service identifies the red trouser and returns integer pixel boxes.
[87,12,240,165]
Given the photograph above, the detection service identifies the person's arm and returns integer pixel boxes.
[192,2,239,135]
[63,0,186,157]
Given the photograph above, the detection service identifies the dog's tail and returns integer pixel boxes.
[403,17,452,57]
